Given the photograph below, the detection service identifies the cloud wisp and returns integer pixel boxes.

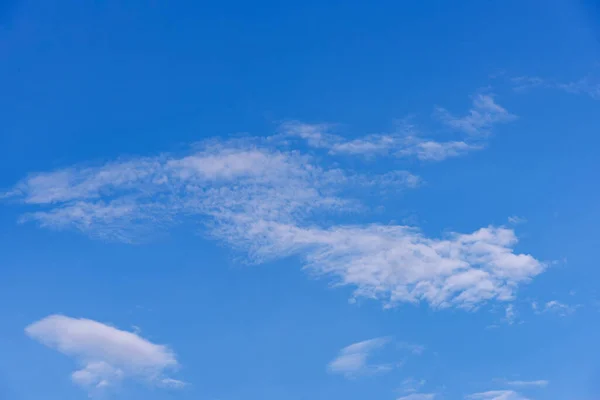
[511,75,600,100]
[435,94,516,136]
[543,300,577,316]
[397,394,436,400]
[467,390,529,400]
[282,120,484,162]
[25,315,184,394]
[505,379,548,388]
[328,337,393,377]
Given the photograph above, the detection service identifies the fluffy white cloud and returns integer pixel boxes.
[436,94,516,136]
[25,315,183,393]
[228,221,544,308]
[328,337,392,377]
[5,129,544,309]
[467,390,529,400]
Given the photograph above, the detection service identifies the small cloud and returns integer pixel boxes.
[436,94,516,136]
[467,390,529,400]
[397,394,436,400]
[506,379,549,388]
[510,75,600,100]
[544,300,577,316]
[159,378,187,389]
[507,216,526,225]
[25,315,184,395]
[397,341,426,355]
[328,337,392,377]
[531,302,539,313]
[282,119,485,162]
[504,304,516,325]
[399,378,427,394]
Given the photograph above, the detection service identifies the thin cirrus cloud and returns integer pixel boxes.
[543,300,577,316]
[282,94,513,161]
[505,379,549,387]
[281,120,483,162]
[327,337,393,377]
[467,390,530,400]
[511,75,600,100]
[435,94,517,136]
[4,98,544,310]
[397,394,436,400]
[25,315,185,393]
[328,337,425,378]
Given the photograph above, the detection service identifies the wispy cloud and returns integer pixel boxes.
[436,94,516,136]
[467,390,529,400]
[506,379,549,387]
[397,342,426,355]
[25,315,184,394]
[397,394,436,400]
[282,94,513,162]
[507,216,526,225]
[398,377,427,394]
[511,75,600,100]
[282,121,484,162]
[328,337,392,377]
[543,300,577,316]
[4,122,544,310]
[504,304,517,325]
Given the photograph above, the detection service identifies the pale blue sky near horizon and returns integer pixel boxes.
[1,1,599,400]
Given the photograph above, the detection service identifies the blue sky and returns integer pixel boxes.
[1,1,599,399]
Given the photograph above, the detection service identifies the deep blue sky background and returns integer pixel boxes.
[1,1,599,399]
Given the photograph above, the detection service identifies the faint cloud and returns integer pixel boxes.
[25,315,184,395]
[544,300,577,316]
[399,377,427,394]
[504,304,516,325]
[328,337,392,377]
[282,116,486,162]
[397,342,426,355]
[435,94,516,136]
[467,390,529,400]
[511,75,600,100]
[506,379,549,388]
[507,216,526,225]
[397,394,436,400]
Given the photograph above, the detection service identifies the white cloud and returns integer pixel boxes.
[507,216,526,225]
[397,138,483,161]
[397,342,425,355]
[399,377,427,393]
[511,75,600,100]
[328,337,392,377]
[506,379,549,387]
[467,390,529,400]
[25,315,183,393]
[544,300,576,316]
[397,394,436,400]
[228,222,544,308]
[436,94,516,136]
[281,120,484,161]
[504,304,516,325]
[5,132,544,310]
